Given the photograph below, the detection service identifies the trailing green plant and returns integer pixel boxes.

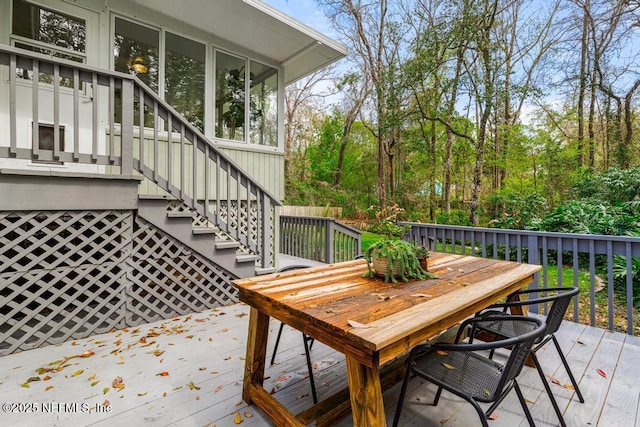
[362,238,437,283]
[367,204,410,238]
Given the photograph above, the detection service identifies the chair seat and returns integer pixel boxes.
[413,350,504,402]
[475,311,539,340]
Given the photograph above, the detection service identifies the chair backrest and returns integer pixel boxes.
[491,317,547,393]
[542,287,579,335]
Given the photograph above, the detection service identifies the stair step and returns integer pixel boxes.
[236,253,260,263]
[255,267,276,275]
[215,240,241,250]
[192,227,216,235]
[167,211,195,218]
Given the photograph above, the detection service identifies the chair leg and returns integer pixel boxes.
[392,359,415,427]
[302,333,318,404]
[270,322,285,365]
[530,351,566,427]
[552,335,585,403]
[514,379,536,427]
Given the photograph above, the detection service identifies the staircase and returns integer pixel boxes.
[137,197,266,278]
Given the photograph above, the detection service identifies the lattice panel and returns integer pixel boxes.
[0,211,132,274]
[126,216,238,325]
[0,263,127,355]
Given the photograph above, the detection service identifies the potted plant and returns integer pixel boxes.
[362,238,437,283]
[413,243,430,271]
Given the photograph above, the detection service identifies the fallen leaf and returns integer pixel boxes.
[276,375,291,381]
[546,374,561,385]
[153,350,165,357]
[199,367,207,371]
[112,376,123,387]
[220,328,228,333]
[196,396,200,400]
[436,350,448,356]
[138,392,148,397]
[102,400,110,407]
[244,412,253,418]
[71,370,84,377]
[224,356,232,360]
[234,412,244,424]
[90,381,99,387]
[88,374,96,381]
[188,381,201,390]
[43,376,52,381]
[483,388,491,396]
[488,413,499,420]
[26,376,41,383]
[45,385,54,391]
[215,385,223,393]
[597,368,607,378]
[103,387,110,394]
[348,320,374,329]
[156,372,170,377]
[20,383,30,388]
[441,363,456,370]
[564,384,575,390]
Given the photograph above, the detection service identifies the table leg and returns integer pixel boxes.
[345,356,386,427]
[243,307,269,404]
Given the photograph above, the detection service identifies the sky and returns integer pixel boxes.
[263,0,337,39]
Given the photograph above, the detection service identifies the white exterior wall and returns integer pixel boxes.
[0,0,285,200]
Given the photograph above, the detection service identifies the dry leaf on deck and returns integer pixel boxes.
[441,363,456,370]
[436,350,448,356]
[488,413,499,420]
[45,385,54,391]
[215,385,223,393]
[234,411,244,424]
[188,381,201,390]
[597,368,607,378]
[156,372,169,377]
[103,387,110,394]
[71,369,84,377]
[564,384,575,390]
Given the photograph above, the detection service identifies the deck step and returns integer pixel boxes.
[216,240,241,250]
[192,227,216,235]
[236,253,260,263]
[167,211,195,218]
[255,267,276,275]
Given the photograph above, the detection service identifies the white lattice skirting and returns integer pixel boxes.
[0,210,238,356]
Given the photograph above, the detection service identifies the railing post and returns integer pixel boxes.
[326,220,335,264]
[120,79,134,175]
[261,194,272,269]
[527,234,540,314]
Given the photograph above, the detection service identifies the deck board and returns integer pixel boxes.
[0,302,637,426]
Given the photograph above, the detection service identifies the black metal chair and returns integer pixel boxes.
[269,265,317,403]
[393,315,546,427]
[472,286,584,427]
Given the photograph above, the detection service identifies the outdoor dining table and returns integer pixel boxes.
[232,251,541,427]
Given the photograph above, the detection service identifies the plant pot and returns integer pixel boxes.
[372,256,404,278]
[418,258,429,271]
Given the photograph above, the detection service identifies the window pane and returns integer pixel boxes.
[13,0,86,53]
[250,61,278,147]
[215,52,245,141]
[113,17,159,93]
[165,33,205,132]
[14,42,83,88]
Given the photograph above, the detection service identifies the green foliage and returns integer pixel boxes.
[612,255,640,308]
[572,166,640,205]
[487,192,548,230]
[531,200,640,236]
[367,204,410,238]
[362,238,437,283]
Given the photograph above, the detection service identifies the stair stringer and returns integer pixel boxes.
[137,198,259,278]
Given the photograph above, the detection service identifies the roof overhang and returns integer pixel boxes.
[127,0,347,84]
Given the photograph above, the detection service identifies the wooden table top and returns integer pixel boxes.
[233,252,541,367]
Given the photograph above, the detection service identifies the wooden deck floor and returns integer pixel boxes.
[0,302,638,427]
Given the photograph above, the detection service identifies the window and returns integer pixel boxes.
[11,0,86,87]
[113,17,159,93]
[165,33,206,132]
[249,61,278,147]
[215,51,246,141]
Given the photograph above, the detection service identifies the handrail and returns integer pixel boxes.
[402,222,640,335]
[0,44,281,269]
[280,215,362,263]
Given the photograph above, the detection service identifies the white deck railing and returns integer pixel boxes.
[0,45,280,269]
